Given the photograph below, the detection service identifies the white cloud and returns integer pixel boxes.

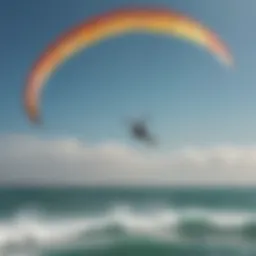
[0,134,256,186]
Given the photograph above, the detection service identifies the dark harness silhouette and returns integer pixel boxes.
[129,118,157,146]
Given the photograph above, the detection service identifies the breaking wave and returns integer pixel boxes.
[2,205,256,255]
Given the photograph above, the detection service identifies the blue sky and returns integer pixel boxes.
[0,0,255,148]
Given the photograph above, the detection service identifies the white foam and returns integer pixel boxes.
[0,205,256,255]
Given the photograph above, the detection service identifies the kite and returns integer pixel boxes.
[24,7,233,123]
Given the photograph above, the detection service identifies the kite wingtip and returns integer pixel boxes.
[226,55,234,67]
[220,55,234,69]
[28,114,43,126]
[34,118,43,126]
[227,59,235,69]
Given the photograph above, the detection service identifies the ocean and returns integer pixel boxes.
[1,187,256,256]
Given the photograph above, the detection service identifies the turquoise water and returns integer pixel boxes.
[1,187,256,256]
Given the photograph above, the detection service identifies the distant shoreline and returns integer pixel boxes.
[0,184,255,190]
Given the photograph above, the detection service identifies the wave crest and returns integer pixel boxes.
[1,205,256,255]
